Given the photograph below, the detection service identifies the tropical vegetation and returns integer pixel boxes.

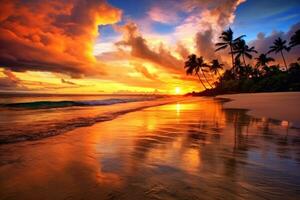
[184,28,300,96]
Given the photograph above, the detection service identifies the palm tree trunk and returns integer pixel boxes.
[201,69,213,88]
[217,70,222,79]
[209,72,215,82]
[230,45,235,71]
[217,70,222,88]
[209,72,217,88]
[280,50,288,71]
[196,72,207,90]
[242,54,247,66]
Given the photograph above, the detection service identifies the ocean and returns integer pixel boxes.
[0,93,176,144]
[1,93,300,199]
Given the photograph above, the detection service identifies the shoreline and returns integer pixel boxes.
[186,90,300,97]
[2,92,299,145]
[1,95,300,199]
[217,92,300,128]
[0,97,182,145]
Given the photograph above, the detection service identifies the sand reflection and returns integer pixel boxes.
[1,97,300,199]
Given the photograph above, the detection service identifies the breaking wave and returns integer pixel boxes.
[1,97,160,110]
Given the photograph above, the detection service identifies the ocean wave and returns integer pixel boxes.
[0,99,176,144]
[1,97,160,109]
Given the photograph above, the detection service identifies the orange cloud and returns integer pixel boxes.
[174,0,245,67]
[249,22,300,65]
[0,0,250,93]
[176,43,190,60]
[0,69,26,90]
[116,22,183,74]
[0,0,121,77]
[148,6,179,24]
[134,64,158,80]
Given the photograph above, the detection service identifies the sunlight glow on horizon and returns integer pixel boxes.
[0,0,299,94]
[175,87,181,95]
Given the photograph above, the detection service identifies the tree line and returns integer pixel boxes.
[184,28,300,94]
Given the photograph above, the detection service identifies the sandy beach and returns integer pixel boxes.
[1,0,300,199]
[219,92,300,128]
[1,94,300,200]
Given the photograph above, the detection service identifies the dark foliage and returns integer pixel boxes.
[185,28,300,96]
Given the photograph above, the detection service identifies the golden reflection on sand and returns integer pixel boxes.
[281,120,289,127]
[1,97,300,199]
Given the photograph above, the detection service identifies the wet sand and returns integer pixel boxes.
[1,96,300,199]
[219,92,300,128]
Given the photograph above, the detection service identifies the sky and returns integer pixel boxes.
[0,0,300,94]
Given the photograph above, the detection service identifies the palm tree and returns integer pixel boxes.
[289,29,300,48]
[197,56,214,88]
[268,37,289,70]
[243,65,254,79]
[255,53,275,69]
[215,27,245,71]
[184,54,207,90]
[233,39,257,66]
[234,58,243,78]
[251,67,261,79]
[266,65,281,76]
[210,59,224,79]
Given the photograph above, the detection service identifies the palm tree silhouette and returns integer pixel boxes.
[233,39,257,66]
[255,53,275,70]
[197,56,214,88]
[234,58,244,78]
[184,54,207,90]
[215,27,245,71]
[289,29,300,48]
[268,37,289,70]
[210,59,224,79]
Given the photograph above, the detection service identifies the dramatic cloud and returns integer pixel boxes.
[195,29,216,60]
[0,69,26,90]
[1,0,297,93]
[134,64,158,80]
[61,78,77,86]
[3,69,19,83]
[148,6,179,24]
[176,43,190,60]
[0,0,121,77]
[0,68,84,91]
[173,0,245,66]
[0,77,23,91]
[250,22,300,65]
[116,22,183,74]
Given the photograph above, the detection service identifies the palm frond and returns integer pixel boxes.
[215,45,227,52]
[215,42,228,46]
[233,35,246,42]
[245,52,252,59]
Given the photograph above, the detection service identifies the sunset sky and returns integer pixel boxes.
[0,0,300,94]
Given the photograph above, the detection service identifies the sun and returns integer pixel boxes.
[175,87,181,95]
